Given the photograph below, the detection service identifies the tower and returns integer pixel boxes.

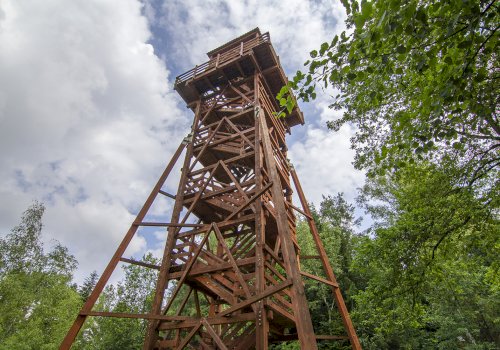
[61,28,361,349]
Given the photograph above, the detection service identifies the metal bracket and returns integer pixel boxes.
[287,159,294,170]
[182,132,194,144]
[254,106,260,118]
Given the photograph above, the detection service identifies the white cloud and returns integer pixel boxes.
[158,0,347,73]
[289,124,365,206]
[0,0,189,282]
[0,0,364,285]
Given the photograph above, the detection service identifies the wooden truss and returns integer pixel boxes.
[60,29,360,350]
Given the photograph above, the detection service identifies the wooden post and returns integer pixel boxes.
[257,78,318,349]
[143,103,202,349]
[60,141,187,350]
[254,74,269,350]
[290,166,362,350]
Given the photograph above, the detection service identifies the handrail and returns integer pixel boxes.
[175,32,270,85]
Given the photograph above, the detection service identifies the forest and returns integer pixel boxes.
[1,0,498,349]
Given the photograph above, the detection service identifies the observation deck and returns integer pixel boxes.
[174,28,304,128]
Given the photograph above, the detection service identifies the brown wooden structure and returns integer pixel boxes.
[60,28,361,349]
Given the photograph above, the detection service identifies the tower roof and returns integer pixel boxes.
[175,29,304,128]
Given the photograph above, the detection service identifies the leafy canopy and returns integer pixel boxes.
[0,202,81,350]
[278,0,499,183]
[352,163,500,348]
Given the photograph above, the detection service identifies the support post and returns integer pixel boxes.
[60,141,187,350]
[290,166,362,350]
[144,103,202,349]
[257,75,318,349]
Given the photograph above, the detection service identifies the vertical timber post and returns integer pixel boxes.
[290,166,362,350]
[254,74,269,350]
[257,84,318,349]
[144,102,202,349]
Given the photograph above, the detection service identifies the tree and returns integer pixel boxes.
[290,194,364,349]
[279,0,499,185]
[0,202,46,274]
[352,163,500,348]
[74,253,159,350]
[0,202,82,349]
[78,271,99,302]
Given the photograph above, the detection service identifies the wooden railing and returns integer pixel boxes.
[175,32,271,84]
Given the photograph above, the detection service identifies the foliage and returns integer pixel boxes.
[1,186,497,349]
[73,253,159,350]
[78,270,99,302]
[289,194,364,349]
[352,163,500,348]
[0,202,82,349]
[278,0,499,184]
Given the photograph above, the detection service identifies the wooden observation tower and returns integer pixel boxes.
[61,28,361,349]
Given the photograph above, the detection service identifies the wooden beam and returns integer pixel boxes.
[218,279,292,317]
[300,271,339,288]
[202,319,229,350]
[158,313,256,331]
[144,103,202,349]
[290,167,361,350]
[120,257,160,270]
[257,96,318,350]
[60,140,187,350]
[175,322,201,350]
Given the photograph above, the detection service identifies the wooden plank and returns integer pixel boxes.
[218,279,292,317]
[158,313,255,331]
[202,319,229,350]
[300,270,339,288]
[193,275,236,305]
[290,167,361,349]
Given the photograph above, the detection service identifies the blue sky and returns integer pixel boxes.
[0,0,365,283]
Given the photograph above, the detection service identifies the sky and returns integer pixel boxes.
[0,0,365,283]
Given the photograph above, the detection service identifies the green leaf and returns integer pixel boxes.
[457,40,472,49]
[361,1,373,18]
[331,35,339,47]
[320,42,329,55]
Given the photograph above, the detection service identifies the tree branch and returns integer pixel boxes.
[431,215,472,260]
